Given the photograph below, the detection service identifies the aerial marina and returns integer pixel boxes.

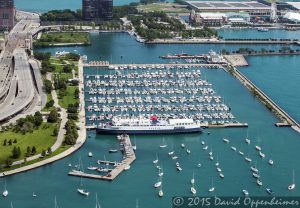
[84,63,243,129]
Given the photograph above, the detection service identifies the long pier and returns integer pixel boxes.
[83,62,224,68]
[148,39,299,45]
[230,66,300,133]
[68,134,136,181]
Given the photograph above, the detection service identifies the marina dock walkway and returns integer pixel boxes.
[84,62,224,68]
[68,134,136,181]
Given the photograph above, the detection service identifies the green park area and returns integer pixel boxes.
[137,2,189,13]
[34,32,91,47]
[0,122,58,165]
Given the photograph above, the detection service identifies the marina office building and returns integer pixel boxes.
[82,0,113,21]
[0,0,14,30]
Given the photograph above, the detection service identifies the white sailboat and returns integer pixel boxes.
[209,178,215,192]
[259,151,265,158]
[77,165,90,196]
[191,184,197,195]
[2,181,8,197]
[191,172,195,185]
[268,159,274,165]
[257,179,263,186]
[160,138,167,148]
[215,155,219,166]
[255,137,262,151]
[245,131,250,144]
[288,169,296,191]
[158,184,164,197]
[242,189,249,196]
[154,181,162,188]
[132,136,137,151]
[168,143,174,155]
[223,138,230,143]
[153,153,159,164]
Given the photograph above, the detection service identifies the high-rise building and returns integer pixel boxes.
[82,0,113,21]
[0,0,15,30]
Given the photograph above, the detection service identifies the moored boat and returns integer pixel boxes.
[96,117,202,135]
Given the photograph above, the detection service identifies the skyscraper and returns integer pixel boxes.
[0,0,15,30]
[82,0,113,21]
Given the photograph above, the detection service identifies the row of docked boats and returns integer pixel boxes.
[85,65,238,131]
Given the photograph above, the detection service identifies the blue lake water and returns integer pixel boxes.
[1,31,300,207]
[218,29,300,40]
[15,0,140,12]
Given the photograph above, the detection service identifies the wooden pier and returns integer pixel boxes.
[68,134,136,181]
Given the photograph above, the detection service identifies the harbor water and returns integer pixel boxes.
[1,30,300,207]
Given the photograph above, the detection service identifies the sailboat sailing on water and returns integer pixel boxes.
[288,169,296,191]
[76,157,90,196]
[2,181,8,197]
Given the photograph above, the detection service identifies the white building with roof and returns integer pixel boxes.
[283,12,300,23]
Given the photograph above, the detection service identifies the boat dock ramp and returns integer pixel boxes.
[68,134,136,181]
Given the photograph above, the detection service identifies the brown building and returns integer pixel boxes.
[0,0,15,30]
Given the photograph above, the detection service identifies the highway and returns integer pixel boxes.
[0,11,44,123]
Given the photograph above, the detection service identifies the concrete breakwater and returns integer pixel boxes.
[229,66,300,134]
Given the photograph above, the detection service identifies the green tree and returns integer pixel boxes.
[47,147,52,155]
[53,126,59,136]
[32,146,37,155]
[63,64,72,73]
[44,80,53,94]
[41,150,46,157]
[47,109,59,123]
[34,111,43,127]
[12,146,21,159]
[3,139,7,146]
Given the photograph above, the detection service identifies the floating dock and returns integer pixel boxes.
[68,134,136,181]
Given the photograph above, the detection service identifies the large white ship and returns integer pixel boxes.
[96,116,203,135]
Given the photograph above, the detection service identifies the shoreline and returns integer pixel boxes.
[0,59,87,177]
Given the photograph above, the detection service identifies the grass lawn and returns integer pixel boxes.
[50,57,78,79]
[57,86,79,109]
[1,144,72,172]
[36,32,90,46]
[0,122,59,165]
[137,3,189,13]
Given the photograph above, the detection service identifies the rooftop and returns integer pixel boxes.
[186,1,270,11]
